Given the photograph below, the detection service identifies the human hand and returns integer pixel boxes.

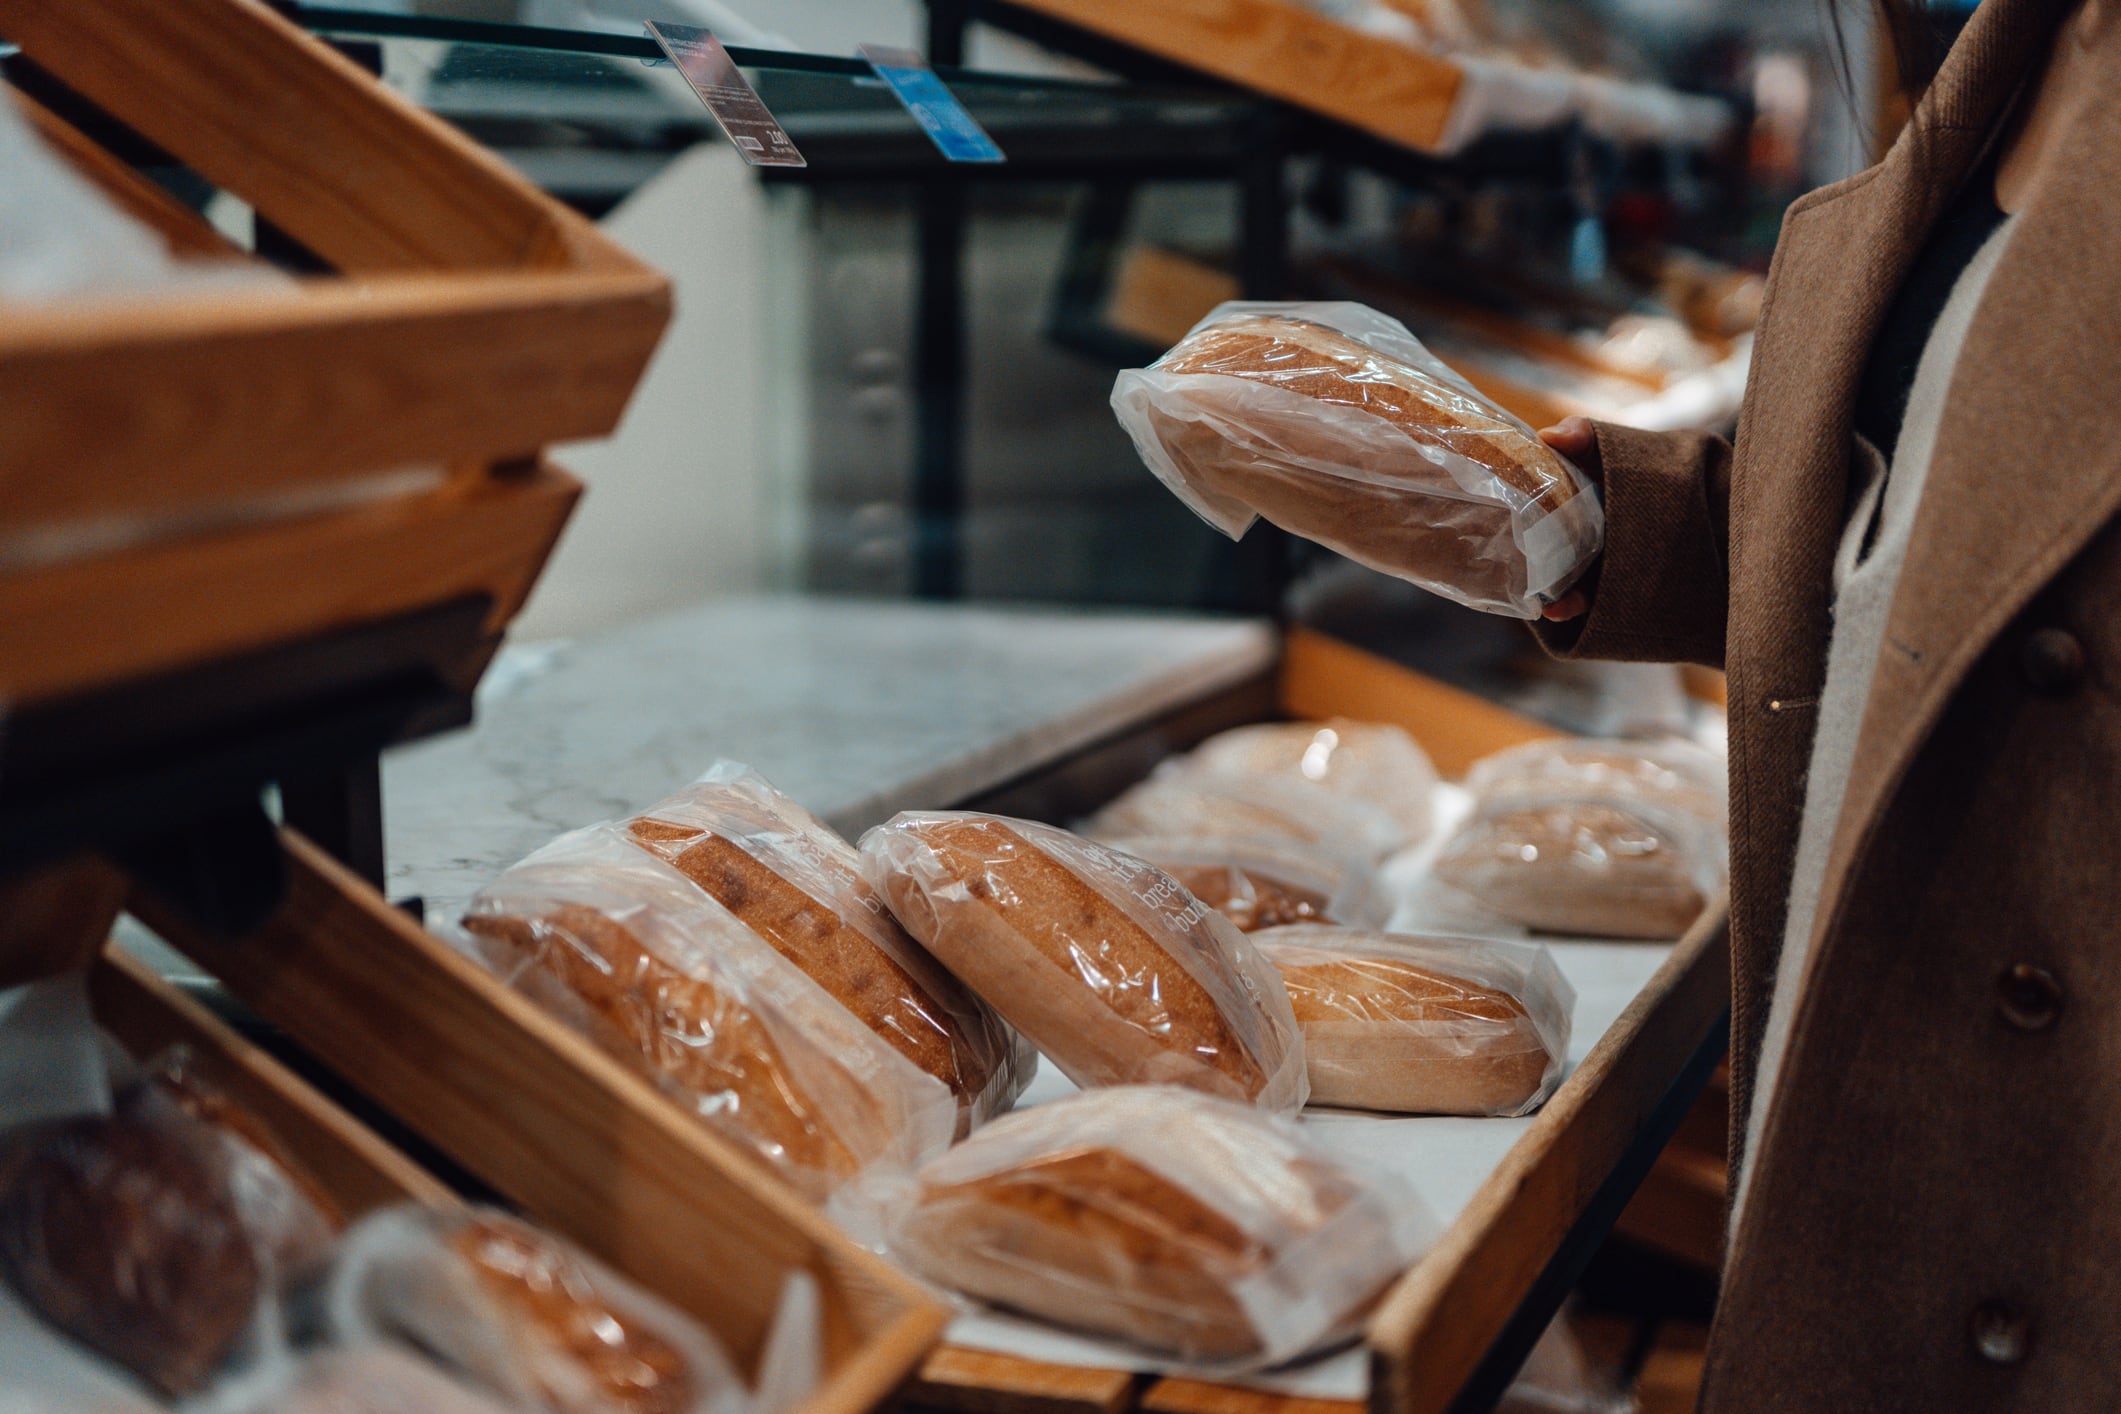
[1537,418,1601,622]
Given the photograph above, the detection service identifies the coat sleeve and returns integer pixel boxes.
[1534,420,1732,669]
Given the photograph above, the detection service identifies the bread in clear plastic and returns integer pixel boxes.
[1433,738,1727,939]
[1085,760,1410,862]
[0,1054,341,1397]
[1094,833,1390,934]
[1184,718,1439,846]
[304,1204,745,1414]
[1253,927,1574,1116]
[461,825,956,1198]
[624,761,1034,1135]
[871,1085,1434,1367]
[1111,301,1603,618]
[858,814,1307,1112]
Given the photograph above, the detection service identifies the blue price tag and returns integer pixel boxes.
[858,44,1005,164]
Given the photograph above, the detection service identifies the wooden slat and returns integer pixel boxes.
[131,830,950,1414]
[1000,0,1463,153]
[16,92,241,261]
[910,1349,1144,1414]
[1365,904,1732,1414]
[0,855,128,990]
[1141,1379,1355,1414]
[0,0,627,276]
[0,460,579,705]
[0,270,666,531]
[88,948,456,1214]
[1277,628,1561,778]
[1105,246,1240,350]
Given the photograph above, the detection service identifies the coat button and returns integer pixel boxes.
[1970,1301,2031,1364]
[1997,964,2063,1031]
[2020,627,2086,695]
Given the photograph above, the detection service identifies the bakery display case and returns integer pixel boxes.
[2,3,1747,1410]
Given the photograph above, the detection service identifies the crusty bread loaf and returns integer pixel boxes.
[465,903,862,1185]
[451,1213,698,1414]
[1255,930,1568,1115]
[1146,315,1586,611]
[0,1067,341,1396]
[861,815,1304,1110]
[627,794,1015,1130]
[884,1087,1423,1366]
[1433,801,1711,939]
[1163,862,1334,932]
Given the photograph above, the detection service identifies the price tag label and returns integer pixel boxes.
[647,21,806,169]
[858,44,1005,164]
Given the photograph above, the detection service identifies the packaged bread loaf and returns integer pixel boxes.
[1095,833,1389,934]
[0,1053,342,1397]
[1433,738,1727,939]
[1111,301,1603,618]
[306,1204,744,1414]
[462,825,955,1197]
[1086,762,1409,862]
[859,814,1306,1112]
[1254,927,1573,1115]
[1185,718,1439,846]
[864,1086,1432,1367]
[624,762,1032,1134]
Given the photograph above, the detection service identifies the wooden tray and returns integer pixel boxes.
[0,0,670,704]
[900,628,1731,1414]
[989,0,1465,153]
[128,832,951,1414]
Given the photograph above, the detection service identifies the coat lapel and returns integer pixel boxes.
[1814,0,2121,942]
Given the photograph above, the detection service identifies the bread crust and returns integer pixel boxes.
[866,817,1295,1106]
[1433,802,1710,939]
[1260,944,1551,1114]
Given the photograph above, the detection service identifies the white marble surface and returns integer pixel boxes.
[382,595,1278,920]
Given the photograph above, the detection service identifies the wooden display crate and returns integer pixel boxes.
[901,628,1731,1414]
[0,0,670,704]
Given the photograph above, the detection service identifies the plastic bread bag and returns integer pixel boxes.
[460,825,956,1198]
[844,1085,1436,1369]
[1252,927,1573,1116]
[1111,301,1603,618]
[1093,833,1391,934]
[624,761,1035,1134]
[859,814,1307,1112]
[1183,718,1440,847]
[0,1281,175,1414]
[297,1204,747,1414]
[1435,738,1728,940]
[0,1051,342,1398]
[1085,760,1411,862]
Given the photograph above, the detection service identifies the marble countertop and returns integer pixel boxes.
[382,595,1278,920]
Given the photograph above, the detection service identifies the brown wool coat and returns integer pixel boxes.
[1539,0,2121,1404]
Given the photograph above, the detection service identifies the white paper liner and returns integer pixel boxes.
[859,813,1307,1112]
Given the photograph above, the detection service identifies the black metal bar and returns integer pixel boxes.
[280,755,386,891]
[911,180,969,598]
[926,0,971,68]
[1444,1012,1733,1413]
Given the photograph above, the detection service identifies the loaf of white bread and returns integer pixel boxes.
[859,814,1307,1112]
[624,762,1033,1135]
[874,1086,1433,1366]
[1432,738,1728,940]
[1255,927,1574,1116]
[462,825,955,1197]
[1111,302,1603,618]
